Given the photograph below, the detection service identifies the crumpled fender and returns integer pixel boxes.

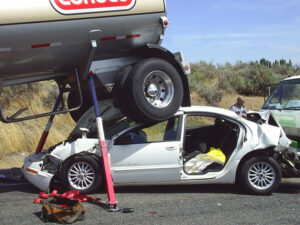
[255,123,291,151]
[256,123,281,149]
[247,110,291,151]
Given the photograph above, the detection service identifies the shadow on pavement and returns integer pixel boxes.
[0,183,40,194]
[276,178,300,194]
[0,167,23,180]
[0,167,40,194]
[114,184,242,195]
[114,178,300,195]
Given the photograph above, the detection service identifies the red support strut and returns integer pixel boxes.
[89,72,119,211]
[35,91,63,153]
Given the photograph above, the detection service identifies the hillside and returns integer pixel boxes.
[0,82,76,168]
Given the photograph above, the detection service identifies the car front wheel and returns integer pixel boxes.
[60,155,103,194]
[239,155,281,195]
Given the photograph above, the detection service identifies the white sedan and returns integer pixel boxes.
[23,106,293,195]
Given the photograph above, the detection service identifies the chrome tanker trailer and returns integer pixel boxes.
[0,0,191,123]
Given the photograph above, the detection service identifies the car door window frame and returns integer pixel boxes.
[114,116,183,145]
[183,112,242,152]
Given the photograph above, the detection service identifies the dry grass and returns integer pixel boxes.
[0,84,75,169]
[0,152,31,168]
[217,93,265,111]
[191,91,265,111]
[0,114,75,169]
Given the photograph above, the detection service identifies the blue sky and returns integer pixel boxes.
[163,0,300,65]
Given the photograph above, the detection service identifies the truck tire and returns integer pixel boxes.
[60,155,103,194]
[68,90,111,122]
[119,58,184,123]
[238,155,281,195]
[69,98,124,139]
[67,91,93,122]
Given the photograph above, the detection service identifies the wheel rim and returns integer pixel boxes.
[67,161,95,190]
[143,70,174,108]
[248,162,276,190]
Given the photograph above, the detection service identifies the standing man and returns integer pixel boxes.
[230,96,247,118]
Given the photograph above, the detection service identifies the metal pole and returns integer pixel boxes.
[35,91,63,153]
[88,72,118,211]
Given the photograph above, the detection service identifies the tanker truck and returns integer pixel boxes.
[0,0,191,123]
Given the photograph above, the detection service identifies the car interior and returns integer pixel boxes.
[183,116,240,175]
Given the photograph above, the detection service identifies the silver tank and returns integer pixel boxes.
[0,0,167,85]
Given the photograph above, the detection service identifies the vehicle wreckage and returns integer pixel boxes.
[23,106,300,195]
[0,0,192,210]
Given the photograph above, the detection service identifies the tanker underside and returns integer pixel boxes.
[0,38,191,124]
[0,10,191,124]
[0,12,165,84]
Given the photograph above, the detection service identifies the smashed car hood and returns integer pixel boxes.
[247,111,291,151]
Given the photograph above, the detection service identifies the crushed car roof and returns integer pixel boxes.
[179,106,240,119]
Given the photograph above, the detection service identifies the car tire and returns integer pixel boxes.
[60,155,103,194]
[119,58,184,123]
[239,155,281,195]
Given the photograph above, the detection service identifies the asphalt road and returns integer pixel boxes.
[0,176,299,225]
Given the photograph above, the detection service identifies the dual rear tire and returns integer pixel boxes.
[68,58,184,123]
[116,58,184,123]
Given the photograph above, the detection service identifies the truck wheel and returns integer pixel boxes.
[68,90,112,122]
[60,155,103,194]
[239,155,281,195]
[67,91,93,122]
[69,98,124,139]
[119,58,183,123]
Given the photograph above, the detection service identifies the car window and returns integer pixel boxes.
[185,115,215,128]
[263,82,300,110]
[281,83,300,109]
[268,85,282,107]
[115,116,181,145]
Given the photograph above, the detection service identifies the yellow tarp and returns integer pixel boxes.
[184,147,226,174]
